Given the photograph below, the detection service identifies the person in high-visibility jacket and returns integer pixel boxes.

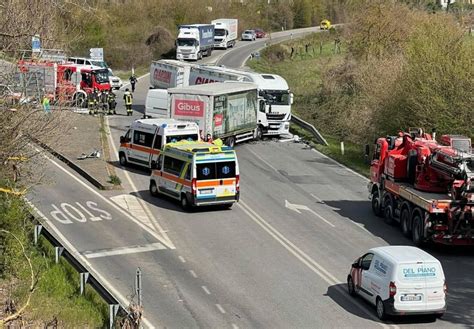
[107,88,117,115]
[123,88,133,116]
[88,89,98,115]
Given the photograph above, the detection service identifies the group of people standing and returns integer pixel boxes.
[88,88,117,116]
[88,74,138,116]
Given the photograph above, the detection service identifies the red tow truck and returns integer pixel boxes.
[17,59,110,107]
[368,128,474,246]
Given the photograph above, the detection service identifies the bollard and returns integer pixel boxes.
[55,246,64,263]
[80,272,90,295]
[340,141,345,156]
[34,224,43,245]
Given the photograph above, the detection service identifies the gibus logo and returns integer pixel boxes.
[153,69,171,84]
[214,114,223,127]
[174,99,204,117]
[195,76,220,84]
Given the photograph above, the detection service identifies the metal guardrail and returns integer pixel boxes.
[291,114,328,146]
[27,206,128,328]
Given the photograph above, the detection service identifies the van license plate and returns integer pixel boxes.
[401,294,422,301]
[199,188,213,195]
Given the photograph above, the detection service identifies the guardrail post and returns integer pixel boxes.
[55,246,64,263]
[80,272,90,295]
[34,224,43,245]
[136,267,142,307]
[109,304,120,329]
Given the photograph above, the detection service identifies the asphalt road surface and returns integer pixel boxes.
[30,27,474,328]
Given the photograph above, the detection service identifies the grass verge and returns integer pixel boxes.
[114,66,149,81]
[0,195,108,327]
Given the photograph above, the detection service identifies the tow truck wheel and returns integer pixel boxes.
[411,212,425,247]
[254,126,263,141]
[383,196,395,225]
[400,208,411,237]
[371,190,382,217]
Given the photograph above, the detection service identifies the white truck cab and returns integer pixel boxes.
[348,246,446,320]
[118,118,200,169]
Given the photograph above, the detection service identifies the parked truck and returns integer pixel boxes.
[148,60,293,137]
[368,127,474,246]
[211,19,238,49]
[176,24,215,61]
[168,82,262,147]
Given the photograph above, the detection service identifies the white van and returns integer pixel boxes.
[118,118,200,168]
[145,89,169,118]
[348,246,446,320]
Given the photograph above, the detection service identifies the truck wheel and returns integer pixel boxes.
[371,190,382,217]
[383,196,395,225]
[207,48,212,56]
[198,52,203,60]
[149,181,159,197]
[226,136,236,148]
[254,126,263,141]
[400,208,411,237]
[119,152,128,166]
[412,211,425,247]
[75,93,86,108]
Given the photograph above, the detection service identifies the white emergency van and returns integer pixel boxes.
[145,89,169,118]
[149,140,239,210]
[119,118,200,168]
[348,246,446,320]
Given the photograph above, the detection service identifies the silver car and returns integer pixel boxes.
[241,30,256,41]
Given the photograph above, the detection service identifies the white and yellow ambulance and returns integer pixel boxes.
[118,118,200,169]
[149,140,239,210]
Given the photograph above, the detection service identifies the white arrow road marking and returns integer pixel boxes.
[238,200,392,328]
[285,200,335,228]
[82,242,166,259]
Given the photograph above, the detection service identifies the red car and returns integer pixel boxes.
[254,29,266,38]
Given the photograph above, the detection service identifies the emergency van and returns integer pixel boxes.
[149,140,239,210]
[348,246,446,320]
[119,118,200,168]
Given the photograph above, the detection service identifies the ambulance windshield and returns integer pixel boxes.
[166,134,199,144]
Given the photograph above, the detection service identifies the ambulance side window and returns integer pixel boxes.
[153,135,163,150]
[133,131,154,147]
[163,156,185,176]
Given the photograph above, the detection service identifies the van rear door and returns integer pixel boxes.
[395,262,445,312]
[195,160,237,202]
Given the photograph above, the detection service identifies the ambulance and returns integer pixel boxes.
[118,118,200,169]
[149,140,239,210]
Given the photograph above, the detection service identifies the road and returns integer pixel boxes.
[29,27,474,328]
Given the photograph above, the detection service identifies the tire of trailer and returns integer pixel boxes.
[411,210,425,247]
[383,194,395,225]
[371,189,382,217]
[226,136,236,148]
[400,206,411,238]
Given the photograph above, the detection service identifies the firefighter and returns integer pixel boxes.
[123,88,133,116]
[129,75,137,92]
[107,88,117,115]
[100,89,109,115]
[88,89,98,115]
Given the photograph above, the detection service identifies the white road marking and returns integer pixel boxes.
[25,200,156,329]
[202,286,211,295]
[216,304,226,314]
[310,193,324,203]
[238,200,390,328]
[110,194,154,230]
[189,270,198,278]
[285,200,335,227]
[232,324,239,329]
[32,145,174,250]
[83,242,165,259]
[179,256,186,263]
[105,116,175,249]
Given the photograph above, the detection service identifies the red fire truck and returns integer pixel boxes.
[17,59,111,107]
